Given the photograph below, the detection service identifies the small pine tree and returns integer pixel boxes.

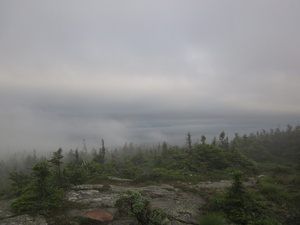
[12,161,65,215]
[116,192,166,225]
[50,148,64,188]
[93,139,106,165]
[186,132,192,150]
[201,135,207,145]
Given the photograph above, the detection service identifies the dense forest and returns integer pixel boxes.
[0,125,300,224]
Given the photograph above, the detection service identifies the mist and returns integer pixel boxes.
[1,1,300,156]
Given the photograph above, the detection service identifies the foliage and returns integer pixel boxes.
[12,161,66,216]
[205,170,274,225]
[116,191,166,225]
[137,168,197,182]
[84,161,109,184]
[126,139,256,183]
[63,162,89,185]
[232,125,300,164]
[93,139,106,165]
[50,148,64,188]
[7,169,31,197]
[200,213,228,225]
[1,126,299,223]
[258,177,291,203]
[12,186,65,216]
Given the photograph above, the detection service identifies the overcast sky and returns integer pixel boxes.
[1,0,300,154]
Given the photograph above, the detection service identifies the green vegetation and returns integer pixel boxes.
[205,170,276,225]
[0,125,299,224]
[200,213,228,225]
[12,161,66,215]
[258,178,290,203]
[116,191,166,225]
[232,125,300,164]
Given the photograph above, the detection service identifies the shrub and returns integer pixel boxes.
[63,164,88,185]
[258,180,290,203]
[116,191,166,225]
[205,170,272,225]
[11,161,66,216]
[12,186,65,215]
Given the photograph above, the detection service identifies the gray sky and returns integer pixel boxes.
[1,0,300,154]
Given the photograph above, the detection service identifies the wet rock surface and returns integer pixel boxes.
[66,183,206,224]
[1,180,250,224]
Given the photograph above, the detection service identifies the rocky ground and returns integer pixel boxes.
[0,178,256,225]
[0,199,47,225]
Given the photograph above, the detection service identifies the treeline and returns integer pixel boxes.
[1,132,256,193]
[231,125,300,164]
[1,125,300,193]
[0,125,299,221]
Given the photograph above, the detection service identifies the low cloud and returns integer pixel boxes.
[1,1,300,154]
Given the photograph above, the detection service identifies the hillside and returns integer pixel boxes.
[0,126,299,224]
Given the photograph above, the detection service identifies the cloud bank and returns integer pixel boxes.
[1,1,300,154]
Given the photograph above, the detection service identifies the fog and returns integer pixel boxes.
[1,1,300,156]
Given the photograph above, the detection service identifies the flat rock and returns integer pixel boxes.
[69,184,205,224]
[0,215,47,225]
[2,180,236,225]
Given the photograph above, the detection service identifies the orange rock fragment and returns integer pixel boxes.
[87,210,114,222]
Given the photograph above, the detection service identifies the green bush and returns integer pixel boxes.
[258,180,290,203]
[116,191,166,225]
[12,186,65,215]
[11,161,66,216]
[7,170,31,197]
[205,170,273,225]
[63,164,88,185]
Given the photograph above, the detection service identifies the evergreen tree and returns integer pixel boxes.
[74,148,80,165]
[162,141,168,158]
[8,169,31,197]
[100,139,106,163]
[212,136,217,146]
[186,132,192,150]
[219,131,229,150]
[93,139,106,165]
[12,160,66,215]
[50,148,64,188]
[201,135,206,145]
[32,161,51,198]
